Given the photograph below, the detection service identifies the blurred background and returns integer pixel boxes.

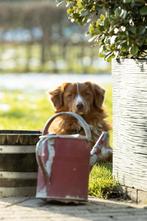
[0,0,112,131]
[0,0,111,74]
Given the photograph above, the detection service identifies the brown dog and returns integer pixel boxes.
[49,82,112,162]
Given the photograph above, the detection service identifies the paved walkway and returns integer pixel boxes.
[0,197,147,221]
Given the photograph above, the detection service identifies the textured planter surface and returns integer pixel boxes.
[112,59,147,192]
[0,130,41,197]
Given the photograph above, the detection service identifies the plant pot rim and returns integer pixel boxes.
[114,58,147,61]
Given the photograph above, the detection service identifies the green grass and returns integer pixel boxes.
[0,85,120,199]
[89,163,119,199]
[0,90,54,130]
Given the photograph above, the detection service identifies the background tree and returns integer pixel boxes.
[0,0,110,73]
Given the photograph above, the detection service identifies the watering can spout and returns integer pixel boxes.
[90,131,112,167]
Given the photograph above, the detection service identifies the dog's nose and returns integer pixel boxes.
[76,103,84,110]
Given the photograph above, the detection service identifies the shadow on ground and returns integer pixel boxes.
[0,197,147,221]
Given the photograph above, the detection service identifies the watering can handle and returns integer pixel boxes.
[42,112,92,141]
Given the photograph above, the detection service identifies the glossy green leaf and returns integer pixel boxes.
[123,0,132,3]
[110,36,117,45]
[130,45,139,55]
[134,0,145,3]
[140,6,147,15]
[129,27,136,34]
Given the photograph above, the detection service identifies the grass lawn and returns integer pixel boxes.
[0,84,120,199]
[0,90,54,130]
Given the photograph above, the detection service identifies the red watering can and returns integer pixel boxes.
[36,112,108,202]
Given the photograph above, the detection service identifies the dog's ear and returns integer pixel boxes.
[49,83,70,110]
[92,83,105,108]
[49,86,63,110]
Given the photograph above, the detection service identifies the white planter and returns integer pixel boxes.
[112,59,147,192]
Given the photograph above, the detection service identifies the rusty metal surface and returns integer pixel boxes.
[36,137,90,202]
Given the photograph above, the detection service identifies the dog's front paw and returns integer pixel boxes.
[69,122,81,134]
[99,146,113,162]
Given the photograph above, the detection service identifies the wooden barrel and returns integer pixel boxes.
[0,130,41,197]
[112,59,147,203]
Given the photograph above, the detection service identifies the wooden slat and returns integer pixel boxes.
[0,178,36,187]
[0,187,36,197]
[0,153,37,172]
[0,145,35,153]
[0,171,37,179]
[0,131,40,145]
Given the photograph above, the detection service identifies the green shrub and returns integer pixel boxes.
[58,0,147,60]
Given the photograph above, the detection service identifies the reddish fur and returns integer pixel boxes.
[49,82,112,162]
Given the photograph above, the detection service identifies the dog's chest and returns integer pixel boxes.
[49,115,104,144]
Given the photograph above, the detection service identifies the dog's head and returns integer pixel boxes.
[49,82,105,115]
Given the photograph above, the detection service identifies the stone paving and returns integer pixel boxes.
[0,197,147,221]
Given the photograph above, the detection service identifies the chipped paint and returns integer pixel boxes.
[45,139,55,179]
[36,186,47,198]
[65,195,84,200]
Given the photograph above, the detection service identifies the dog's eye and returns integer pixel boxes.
[85,92,91,96]
[66,94,73,98]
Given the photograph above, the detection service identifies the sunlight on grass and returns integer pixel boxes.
[0,90,54,130]
[89,163,119,199]
[0,84,112,131]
